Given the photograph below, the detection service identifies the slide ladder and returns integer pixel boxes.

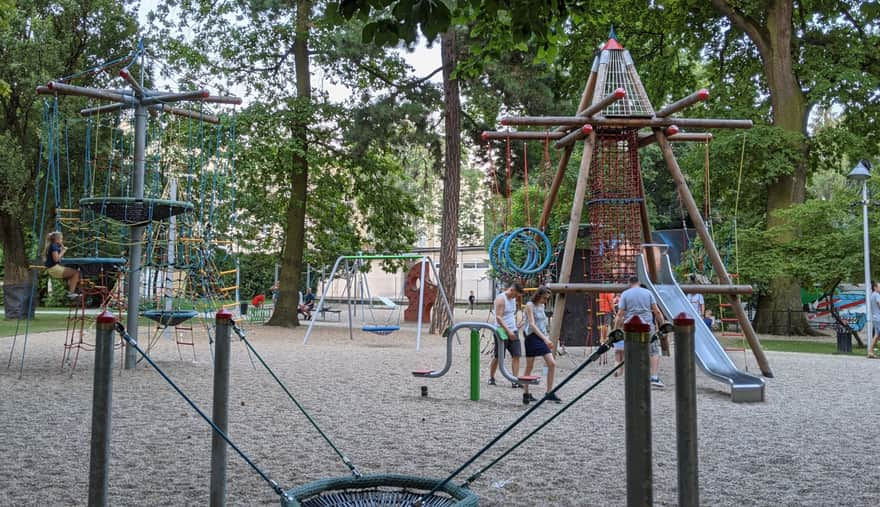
[637,246,764,402]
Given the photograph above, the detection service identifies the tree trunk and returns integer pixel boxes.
[431,28,461,334]
[267,0,312,327]
[713,0,814,335]
[0,209,29,285]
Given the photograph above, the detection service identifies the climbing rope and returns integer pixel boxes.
[229,319,362,478]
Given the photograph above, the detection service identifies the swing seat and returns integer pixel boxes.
[361,325,400,335]
[517,375,541,384]
[412,369,434,377]
[142,310,198,327]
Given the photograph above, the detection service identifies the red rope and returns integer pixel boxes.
[523,141,531,227]
[487,141,500,235]
[505,134,513,229]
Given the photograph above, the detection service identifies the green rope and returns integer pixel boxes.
[462,361,623,487]
[229,320,362,478]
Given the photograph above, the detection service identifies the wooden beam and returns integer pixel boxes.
[655,89,710,117]
[501,116,754,130]
[655,129,773,377]
[481,131,564,141]
[638,132,713,148]
[547,282,754,295]
[548,131,597,352]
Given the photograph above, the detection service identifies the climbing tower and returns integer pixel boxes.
[482,30,774,379]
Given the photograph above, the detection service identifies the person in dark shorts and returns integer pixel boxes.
[522,286,560,404]
[489,282,523,387]
[468,290,476,314]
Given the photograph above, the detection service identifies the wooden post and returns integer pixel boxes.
[655,130,773,378]
[538,145,575,230]
[548,130,596,352]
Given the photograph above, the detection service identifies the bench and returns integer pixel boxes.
[317,306,341,321]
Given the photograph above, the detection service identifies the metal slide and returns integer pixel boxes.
[636,246,765,402]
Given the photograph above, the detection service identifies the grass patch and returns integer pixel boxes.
[719,337,865,355]
[0,314,72,337]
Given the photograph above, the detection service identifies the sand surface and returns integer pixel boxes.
[2,317,880,506]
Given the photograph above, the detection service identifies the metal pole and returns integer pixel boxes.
[88,312,116,507]
[624,316,652,507]
[306,264,311,290]
[470,328,480,401]
[124,102,147,369]
[303,256,344,344]
[234,257,240,312]
[346,260,354,341]
[416,257,427,351]
[673,313,699,507]
[210,309,232,507]
[163,179,177,339]
[863,180,873,356]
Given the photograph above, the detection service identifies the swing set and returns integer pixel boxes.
[303,254,455,351]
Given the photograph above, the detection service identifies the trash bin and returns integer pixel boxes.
[835,325,853,354]
[3,281,37,320]
[240,302,248,316]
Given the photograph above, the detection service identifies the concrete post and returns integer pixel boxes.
[210,309,232,506]
[673,313,699,507]
[624,315,652,507]
[88,312,117,506]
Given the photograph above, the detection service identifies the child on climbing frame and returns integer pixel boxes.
[43,231,80,298]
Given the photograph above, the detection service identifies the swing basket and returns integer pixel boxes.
[142,310,199,327]
[281,474,479,507]
[81,197,194,225]
[361,325,401,335]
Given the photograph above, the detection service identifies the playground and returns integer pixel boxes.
[2,324,879,506]
[2,2,879,505]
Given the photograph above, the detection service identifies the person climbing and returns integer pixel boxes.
[468,290,476,314]
[43,231,80,299]
[489,281,523,388]
[522,286,560,404]
[614,276,667,387]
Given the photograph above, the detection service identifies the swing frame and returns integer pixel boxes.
[302,254,455,351]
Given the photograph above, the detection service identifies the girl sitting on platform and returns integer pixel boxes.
[43,231,80,298]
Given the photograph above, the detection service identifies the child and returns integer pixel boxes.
[704,309,715,330]
[522,286,560,404]
[43,231,80,298]
[468,290,475,314]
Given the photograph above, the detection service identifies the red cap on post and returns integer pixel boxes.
[481,131,490,142]
[674,312,695,326]
[216,309,233,321]
[581,124,594,134]
[613,87,627,99]
[623,315,651,333]
[119,69,130,78]
[666,125,680,136]
[96,311,117,324]
[697,88,710,101]
[500,118,509,126]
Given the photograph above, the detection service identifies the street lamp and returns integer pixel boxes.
[848,160,873,355]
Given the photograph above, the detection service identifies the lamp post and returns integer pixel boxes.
[848,160,873,355]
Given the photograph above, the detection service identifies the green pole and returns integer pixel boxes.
[470,329,480,401]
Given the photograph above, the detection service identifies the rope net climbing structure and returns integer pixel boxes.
[587,129,645,283]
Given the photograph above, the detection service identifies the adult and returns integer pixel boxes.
[43,231,80,298]
[468,290,476,314]
[488,281,523,387]
[522,286,560,404]
[614,276,667,387]
[869,281,880,359]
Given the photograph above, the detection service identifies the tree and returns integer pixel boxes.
[0,0,137,314]
[152,1,439,326]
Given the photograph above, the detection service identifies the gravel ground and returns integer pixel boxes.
[2,318,879,506]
